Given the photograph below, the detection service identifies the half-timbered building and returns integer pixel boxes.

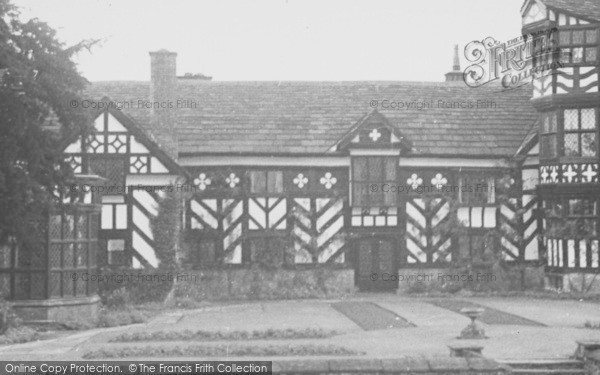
[53,0,600,293]
[521,0,600,290]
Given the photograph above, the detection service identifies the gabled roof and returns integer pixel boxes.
[85,80,538,158]
[97,97,187,176]
[538,0,600,22]
[335,109,412,151]
[515,118,539,157]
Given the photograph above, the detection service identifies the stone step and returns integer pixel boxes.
[499,359,586,375]
[499,359,584,369]
[510,370,586,375]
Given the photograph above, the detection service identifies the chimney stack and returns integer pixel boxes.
[149,49,178,159]
[445,45,463,82]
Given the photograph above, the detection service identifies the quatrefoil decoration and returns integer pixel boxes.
[194,173,212,190]
[319,172,337,189]
[407,173,423,189]
[225,173,239,188]
[431,173,447,188]
[293,173,308,188]
[368,128,381,142]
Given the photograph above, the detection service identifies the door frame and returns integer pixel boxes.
[353,234,400,291]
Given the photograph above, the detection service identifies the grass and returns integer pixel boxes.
[83,344,363,359]
[0,326,40,345]
[58,305,154,330]
[429,299,545,326]
[407,289,600,302]
[584,321,600,329]
[110,327,337,342]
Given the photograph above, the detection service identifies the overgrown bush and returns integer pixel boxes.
[97,307,148,328]
[0,298,20,334]
[103,287,131,309]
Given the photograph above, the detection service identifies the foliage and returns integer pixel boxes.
[584,321,600,329]
[173,268,355,301]
[412,170,536,293]
[83,344,362,359]
[0,326,39,345]
[103,287,131,309]
[97,268,174,305]
[0,298,20,334]
[96,306,149,328]
[111,328,338,343]
[0,0,96,246]
[150,188,184,269]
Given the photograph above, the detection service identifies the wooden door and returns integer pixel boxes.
[355,237,398,291]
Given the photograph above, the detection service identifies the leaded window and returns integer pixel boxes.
[545,198,598,238]
[248,171,283,195]
[540,111,558,158]
[558,28,598,64]
[563,108,597,158]
[352,156,397,207]
[458,174,495,204]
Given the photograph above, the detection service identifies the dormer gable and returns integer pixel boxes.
[334,109,412,152]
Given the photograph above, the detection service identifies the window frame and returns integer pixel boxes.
[557,26,598,65]
[457,173,496,205]
[544,198,599,239]
[561,107,598,159]
[247,170,284,196]
[351,156,398,207]
[540,111,559,159]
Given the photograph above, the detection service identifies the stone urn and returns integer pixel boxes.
[458,307,487,339]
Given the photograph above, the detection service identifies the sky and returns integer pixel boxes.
[13,0,526,82]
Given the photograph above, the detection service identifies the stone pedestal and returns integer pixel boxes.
[458,307,487,339]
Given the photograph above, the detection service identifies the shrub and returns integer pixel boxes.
[97,307,148,328]
[406,282,428,294]
[0,298,21,334]
[0,326,39,345]
[103,288,131,309]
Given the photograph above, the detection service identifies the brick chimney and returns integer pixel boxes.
[445,45,463,82]
[149,49,178,159]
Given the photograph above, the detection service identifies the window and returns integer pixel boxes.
[532,31,558,68]
[545,199,598,238]
[457,207,497,228]
[540,112,558,158]
[458,174,495,204]
[563,108,597,157]
[352,156,397,207]
[107,239,125,265]
[101,195,128,229]
[558,28,598,64]
[248,171,283,194]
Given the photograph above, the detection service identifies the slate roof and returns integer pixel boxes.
[85,80,538,158]
[538,0,600,22]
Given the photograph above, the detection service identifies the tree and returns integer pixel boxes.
[0,0,95,246]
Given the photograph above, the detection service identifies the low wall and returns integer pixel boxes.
[174,268,356,301]
[98,263,550,303]
[559,273,600,294]
[11,295,100,325]
[273,357,509,374]
[395,264,545,294]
